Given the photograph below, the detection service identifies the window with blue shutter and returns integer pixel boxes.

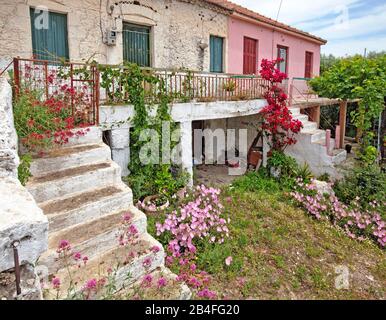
[210,36,224,73]
[30,8,69,61]
[123,23,151,67]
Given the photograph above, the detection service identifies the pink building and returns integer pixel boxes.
[207,1,326,80]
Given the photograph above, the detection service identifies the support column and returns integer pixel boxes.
[339,101,348,149]
[180,121,193,187]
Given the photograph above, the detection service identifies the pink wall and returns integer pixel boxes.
[227,17,322,80]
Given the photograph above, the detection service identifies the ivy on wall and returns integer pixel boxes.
[100,63,188,200]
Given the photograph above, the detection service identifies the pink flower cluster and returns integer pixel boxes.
[291,179,385,247]
[156,185,229,258]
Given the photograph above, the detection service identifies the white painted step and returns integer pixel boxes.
[289,107,301,116]
[66,126,103,146]
[301,121,318,132]
[43,233,166,298]
[118,267,192,300]
[310,129,326,143]
[332,149,348,165]
[314,138,336,154]
[40,182,133,232]
[293,114,309,123]
[30,143,111,178]
[39,206,147,274]
[27,160,121,203]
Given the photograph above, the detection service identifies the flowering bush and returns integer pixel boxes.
[291,179,385,248]
[259,59,302,151]
[13,64,93,154]
[155,185,230,299]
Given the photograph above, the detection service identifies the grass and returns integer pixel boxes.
[147,171,386,300]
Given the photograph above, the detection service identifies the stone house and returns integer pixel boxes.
[0,0,347,181]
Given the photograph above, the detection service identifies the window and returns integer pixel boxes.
[210,35,224,73]
[123,22,151,67]
[305,51,313,78]
[243,37,258,74]
[30,8,69,61]
[277,45,288,74]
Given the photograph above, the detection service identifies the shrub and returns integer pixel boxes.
[291,179,385,248]
[333,165,386,218]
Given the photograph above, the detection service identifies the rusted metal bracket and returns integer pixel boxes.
[11,241,21,296]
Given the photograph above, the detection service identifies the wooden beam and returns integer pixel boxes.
[339,100,348,149]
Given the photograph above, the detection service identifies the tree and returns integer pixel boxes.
[309,55,386,147]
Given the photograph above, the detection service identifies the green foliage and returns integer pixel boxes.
[267,151,298,178]
[231,169,281,194]
[101,63,187,200]
[18,154,32,186]
[359,145,379,166]
[309,55,386,145]
[333,165,386,217]
[294,163,313,182]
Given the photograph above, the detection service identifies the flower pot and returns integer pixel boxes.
[345,144,352,154]
[141,195,170,215]
[270,166,281,179]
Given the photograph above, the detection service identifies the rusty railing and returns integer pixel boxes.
[13,57,99,126]
[100,67,270,105]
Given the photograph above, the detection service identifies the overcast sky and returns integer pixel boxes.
[231,0,386,57]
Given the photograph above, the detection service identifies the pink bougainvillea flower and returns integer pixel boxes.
[225,256,233,266]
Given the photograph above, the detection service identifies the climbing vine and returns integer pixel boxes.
[100,63,188,200]
[309,55,386,148]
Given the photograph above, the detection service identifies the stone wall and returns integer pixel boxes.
[0,77,48,300]
[0,0,229,71]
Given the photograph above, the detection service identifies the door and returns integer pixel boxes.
[305,51,313,78]
[243,37,258,74]
[277,45,288,74]
[30,8,69,61]
[123,22,151,67]
[210,35,224,73]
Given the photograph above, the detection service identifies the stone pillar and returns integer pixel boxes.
[110,128,130,176]
[180,121,193,187]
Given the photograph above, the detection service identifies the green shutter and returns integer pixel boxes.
[123,23,150,67]
[210,36,224,73]
[30,8,69,61]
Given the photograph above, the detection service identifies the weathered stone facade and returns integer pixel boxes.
[0,77,48,300]
[0,0,229,71]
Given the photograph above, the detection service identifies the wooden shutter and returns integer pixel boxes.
[305,51,313,78]
[243,37,257,74]
[30,8,69,61]
[210,36,224,73]
[123,23,151,67]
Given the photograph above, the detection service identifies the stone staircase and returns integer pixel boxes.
[285,106,347,177]
[26,127,190,300]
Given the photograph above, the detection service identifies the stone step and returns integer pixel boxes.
[332,149,348,165]
[27,161,121,203]
[289,107,301,116]
[310,129,326,143]
[38,206,147,275]
[66,126,102,147]
[300,121,318,132]
[30,143,111,178]
[40,183,133,233]
[116,267,192,300]
[314,138,336,154]
[293,114,309,123]
[43,233,165,299]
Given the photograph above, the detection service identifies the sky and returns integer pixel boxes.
[230,0,386,57]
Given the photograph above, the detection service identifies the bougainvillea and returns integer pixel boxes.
[259,59,303,151]
[291,179,385,248]
[13,64,92,154]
